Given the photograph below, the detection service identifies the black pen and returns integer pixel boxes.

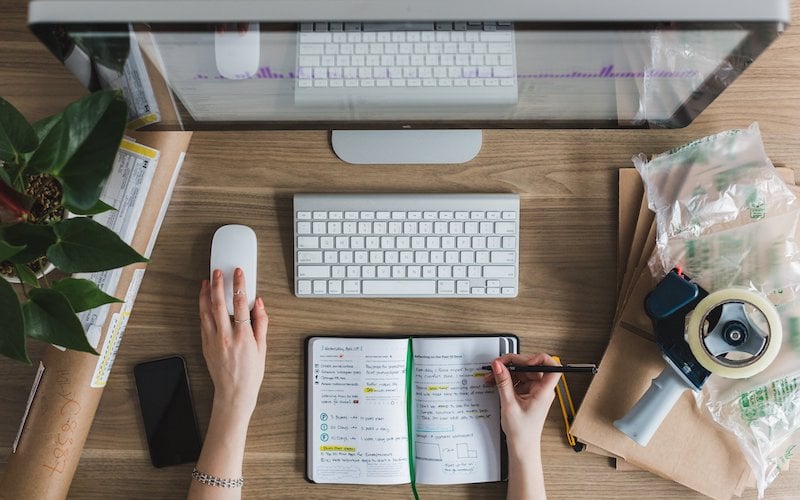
[481,364,598,374]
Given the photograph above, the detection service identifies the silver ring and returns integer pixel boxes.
[233,318,251,324]
[233,289,245,296]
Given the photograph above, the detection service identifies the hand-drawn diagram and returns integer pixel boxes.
[415,441,442,461]
[457,443,478,459]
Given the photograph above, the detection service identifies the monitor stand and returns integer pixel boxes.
[331,130,482,164]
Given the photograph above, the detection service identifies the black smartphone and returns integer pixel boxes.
[134,355,202,468]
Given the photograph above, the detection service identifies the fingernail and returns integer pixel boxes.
[235,267,243,277]
[492,360,502,373]
[257,297,264,308]
[214,269,221,279]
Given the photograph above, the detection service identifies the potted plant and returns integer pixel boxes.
[0,90,147,364]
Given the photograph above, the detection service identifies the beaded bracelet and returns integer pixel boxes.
[191,467,244,488]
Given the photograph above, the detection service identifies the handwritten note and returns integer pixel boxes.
[411,337,502,485]
[40,369,82,477]
[309,338,410,484]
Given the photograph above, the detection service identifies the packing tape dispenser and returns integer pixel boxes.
[614,268,782,446]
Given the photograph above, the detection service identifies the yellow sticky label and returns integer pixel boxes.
[320,445,356,453]
[127,113,160,130]
[120,138,159,159]
[427,385,449,391]
[363,387,376,393]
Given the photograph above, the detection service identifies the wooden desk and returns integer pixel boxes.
[2,1,800,498]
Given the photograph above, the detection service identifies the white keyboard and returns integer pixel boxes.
[295,22,518,106]
[293,193,520,298]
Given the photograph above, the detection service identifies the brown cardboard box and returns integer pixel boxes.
[571,168,797,500]
[0,132,192,500]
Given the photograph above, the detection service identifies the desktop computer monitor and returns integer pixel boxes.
[28,0,790,163]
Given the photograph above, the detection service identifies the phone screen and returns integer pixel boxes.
[134,356,202,468]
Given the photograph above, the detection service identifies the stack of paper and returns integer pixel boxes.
[570,168,798,500]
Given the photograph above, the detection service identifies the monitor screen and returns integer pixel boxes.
[28,0,790,131]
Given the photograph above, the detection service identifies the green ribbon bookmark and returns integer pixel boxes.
[406,338,419,500]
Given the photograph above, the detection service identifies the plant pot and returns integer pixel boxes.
[2,261,57,284]
[1,209,71,284]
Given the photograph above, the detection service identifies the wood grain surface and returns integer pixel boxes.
[1,0,800,498]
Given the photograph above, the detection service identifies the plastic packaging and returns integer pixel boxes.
[634,123,800,497]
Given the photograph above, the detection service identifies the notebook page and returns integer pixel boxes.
[307,337,411,484]
[411,336,503,485]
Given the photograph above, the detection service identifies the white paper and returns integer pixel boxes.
[411,336,503,485]
[76,139,159,348]
[308,337,411,485]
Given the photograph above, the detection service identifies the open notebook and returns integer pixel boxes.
[306,335,517,486]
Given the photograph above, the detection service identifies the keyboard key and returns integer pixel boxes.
[297,236,318,249]
[298,280,312,294]
[297,222,312,234]
[298,251,323,263]
[483,266,515,278]
[495,222,516,234]
[362,280,437,295]
[491,251,515,264]
[438,280,455,294]
[332,266,346,278]
[298,266,330,278]
[344,281,361,294]
[329,280,342,294]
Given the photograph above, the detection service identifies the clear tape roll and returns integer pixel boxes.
[686,288,782,379]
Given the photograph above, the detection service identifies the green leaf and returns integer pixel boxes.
[0,222,57,264]
[0,239,25,261]
[48,217,147,273]
[27,90,128,211]
[52,278,122,312]
[0,166,11,185]
[0,97,38,164]
[13,264,39,287]
[64,199,115,216]
[31,114,62,144]
[0,277,29,363]
[71,26,131,74]
[22,288,97,355]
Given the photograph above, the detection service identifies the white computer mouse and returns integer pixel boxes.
[214,22,260,80]
[210,224,257,315]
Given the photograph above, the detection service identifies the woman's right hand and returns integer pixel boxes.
[199,268,268,418]
[485,353,561,451]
